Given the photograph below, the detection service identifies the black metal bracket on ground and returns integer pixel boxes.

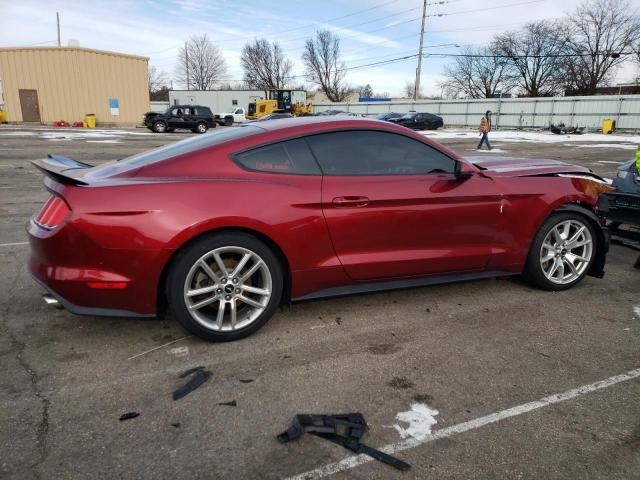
[277,413,410,472]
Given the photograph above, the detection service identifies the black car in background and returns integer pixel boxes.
[390,112,444,130]
[143,105,216,133]
[376,112,403,121]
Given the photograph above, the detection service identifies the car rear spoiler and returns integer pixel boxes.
[31,155,93,186]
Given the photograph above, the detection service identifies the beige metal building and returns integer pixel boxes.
[0,46,149,125]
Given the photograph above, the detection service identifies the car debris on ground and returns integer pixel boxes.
[277,413,411,471]
[172,366,212,401]
[119,412,140,421]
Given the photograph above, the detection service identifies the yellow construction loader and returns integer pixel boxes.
[246,89,313,119]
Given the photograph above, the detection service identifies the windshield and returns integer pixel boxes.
[401,113,415,119]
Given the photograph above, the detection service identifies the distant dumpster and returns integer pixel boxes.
[85,113,96,129]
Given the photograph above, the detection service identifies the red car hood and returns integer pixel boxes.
[464,155,598,178]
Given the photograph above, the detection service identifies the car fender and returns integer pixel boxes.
[165,216,286,256]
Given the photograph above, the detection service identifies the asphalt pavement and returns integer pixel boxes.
[0,124,638,479]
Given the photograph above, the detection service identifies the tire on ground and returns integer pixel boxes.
[523,211,597,291]
[166,231,284,342]
[152,121,167,133]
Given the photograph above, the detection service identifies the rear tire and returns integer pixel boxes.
[224,116,234,126]
[523,212,596,291]
[166,232,283,342]
[195,122,208,134]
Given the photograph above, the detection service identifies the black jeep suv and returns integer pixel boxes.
[143,105,216,133]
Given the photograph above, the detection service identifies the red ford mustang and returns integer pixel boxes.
[29,117,611,341]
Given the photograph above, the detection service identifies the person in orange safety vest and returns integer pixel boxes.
[477,110,492,150]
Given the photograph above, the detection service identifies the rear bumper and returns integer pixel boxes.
[32,275,154,318]
[28,218,168,317]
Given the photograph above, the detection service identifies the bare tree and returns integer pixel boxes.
[563,0,640,95]
[241,38,293,90]
[217,81,246,90]
[440,46,515,98]
[148,65,167,94]
[358,84,374,98]
[494,21,570,97]
[403,81,424,99]
[176,34,227,90]
[302,30,351,102]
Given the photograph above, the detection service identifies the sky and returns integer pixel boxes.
[1,0,638,97]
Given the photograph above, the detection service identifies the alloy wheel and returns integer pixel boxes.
[183,246,272,331]
[539,219,593,284]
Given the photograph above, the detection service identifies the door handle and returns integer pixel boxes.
[332,196,370,207]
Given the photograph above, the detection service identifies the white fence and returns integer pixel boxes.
[313,95,640,131]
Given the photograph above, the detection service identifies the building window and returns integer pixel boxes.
[232,99,238,105]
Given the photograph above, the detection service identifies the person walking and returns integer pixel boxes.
[477,110,492,150]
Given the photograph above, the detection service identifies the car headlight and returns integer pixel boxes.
[617,170,628,179]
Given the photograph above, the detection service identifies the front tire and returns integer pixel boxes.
[523,212,596,290]
[152,121,167,133]
[166,232,283,341]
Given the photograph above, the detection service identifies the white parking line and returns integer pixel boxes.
[0,241,28,247]
[284,368,640,480]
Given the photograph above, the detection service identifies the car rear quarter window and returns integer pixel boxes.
[305,130,455,175]
[233,138,321,175]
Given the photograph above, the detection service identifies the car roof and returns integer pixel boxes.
[251,115,397,133]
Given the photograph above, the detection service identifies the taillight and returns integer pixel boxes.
[34,195,70,229]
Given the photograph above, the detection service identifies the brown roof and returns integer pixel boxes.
[0,45,148,61]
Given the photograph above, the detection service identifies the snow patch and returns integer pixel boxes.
[394,403,439,440]
[472,148,508,153]
[573,143,638,150]
[86,139,122,144]
[0,131,37,137]
[420,129,640,145]
[634,306,640,319]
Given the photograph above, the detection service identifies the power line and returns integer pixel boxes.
[143,0,405,55]
[145,0,459,57]
[423,51,639,58]
[426,0,545,18]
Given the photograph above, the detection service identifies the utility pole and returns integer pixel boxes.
[185,41,189,90]
[414,0,427,100]
[56,12,61,47]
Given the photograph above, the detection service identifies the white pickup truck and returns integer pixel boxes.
[213,107,247,126]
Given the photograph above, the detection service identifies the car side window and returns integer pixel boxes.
[234,138,321,175]
[305,130,455,175]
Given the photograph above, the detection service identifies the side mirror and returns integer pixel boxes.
[454,161,474,180]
